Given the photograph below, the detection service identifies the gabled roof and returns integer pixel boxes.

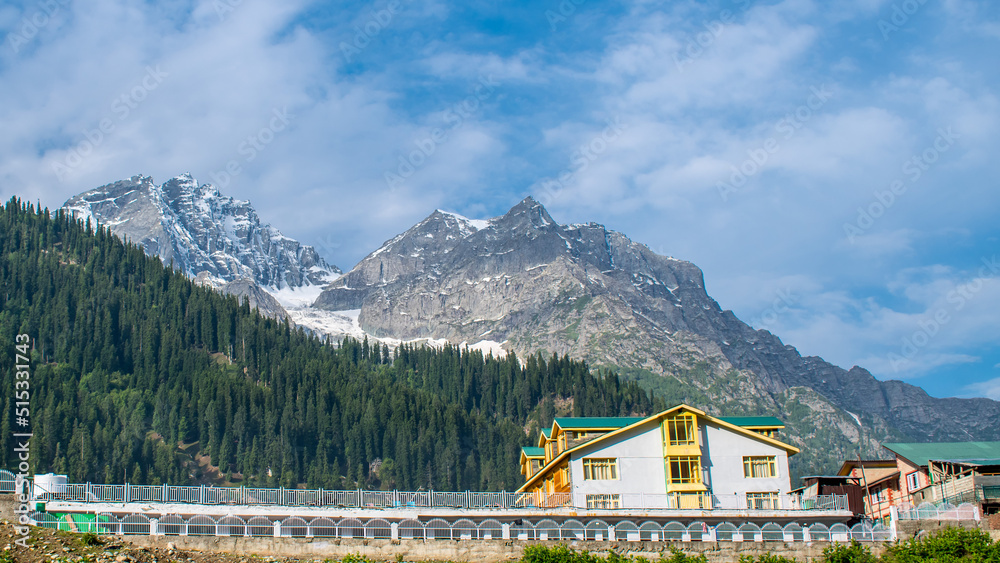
[865,471,901,488]
[553,417,644,430]
[517,404,800,493]
[836,459,897,476]
[521,447,545,458]
[883,442,1000,467]
[717,416,785,428]
[540,428,552,438]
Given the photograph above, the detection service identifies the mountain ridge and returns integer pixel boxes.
[63,173,341,290]
[315,196,1000,474]
[60,176,1000,476]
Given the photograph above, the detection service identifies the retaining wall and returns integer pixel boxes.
[120,535,888,563]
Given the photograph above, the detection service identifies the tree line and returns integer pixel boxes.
[0,198,662,491]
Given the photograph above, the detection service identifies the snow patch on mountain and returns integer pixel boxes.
[435,209,491,232]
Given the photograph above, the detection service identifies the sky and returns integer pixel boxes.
[1,0,999,400]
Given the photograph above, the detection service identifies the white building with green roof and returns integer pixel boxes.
[518,405,800,510]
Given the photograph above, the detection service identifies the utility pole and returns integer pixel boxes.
[858,453,873,521]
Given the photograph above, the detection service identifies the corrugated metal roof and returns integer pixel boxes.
[553,416,645,429]
[521,447,545,457]
[883,442,1000,467]
[717,416,785,428]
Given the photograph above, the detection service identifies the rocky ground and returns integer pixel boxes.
[0,522,296,563]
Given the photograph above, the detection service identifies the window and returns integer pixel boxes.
[583,458,619,480]
[558,433,566,453]
[746,492,779,510]
[586,494,621,509]
[906,471,920,492]
[555,467,570,488]
[871,487,886,504]
[664,413,697,446]
[743,456,777,478]
[666,456,701,484]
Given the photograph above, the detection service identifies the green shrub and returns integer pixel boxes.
[821,541,877,563]
[881,526,1000,563]
[737,555,800,563]
[660,548,708,563]
[341,554,375,563]
[522,545,591,563]
[520,546,705,563]
[79,532,103,547]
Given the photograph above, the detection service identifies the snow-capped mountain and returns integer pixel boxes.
[62,174,340,290]
[315,196,1000,477]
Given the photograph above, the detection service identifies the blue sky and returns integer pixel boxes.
[1,0,999,400]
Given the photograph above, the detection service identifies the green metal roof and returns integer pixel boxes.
[717,416,785,428]
[553,416,645,429]
[540,428,551,438]
[521,447,545,457]
[883,442,1000,467]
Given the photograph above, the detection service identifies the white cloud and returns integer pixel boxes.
[963,377,1000,401]
[2,0,1000,402]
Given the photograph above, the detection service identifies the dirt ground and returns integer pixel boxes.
[0,521,304,563]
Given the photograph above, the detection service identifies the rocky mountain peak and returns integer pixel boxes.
[490,196,554,232]
[62,174,340,290]
[312,194,1000,478]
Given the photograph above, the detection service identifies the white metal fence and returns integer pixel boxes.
[896,502,980,521]
[28,513,893,542]
[28,479,848,512]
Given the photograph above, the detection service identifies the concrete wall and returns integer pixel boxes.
[702,422,791,499]
[118,534,888,563]
[570,422,667,498]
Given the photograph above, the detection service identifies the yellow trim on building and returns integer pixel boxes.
[517,404,799,493]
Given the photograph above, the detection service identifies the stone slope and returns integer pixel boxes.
[63,173,340,290]
[315,197,1000,474]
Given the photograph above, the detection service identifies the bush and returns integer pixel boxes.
[660,547,708,563]
[737,555,799,563]
[822,541,877,563]
[520,546,705,563]
[79,532,103,547]
[880,526,1000,563]
[521,545,599,563]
